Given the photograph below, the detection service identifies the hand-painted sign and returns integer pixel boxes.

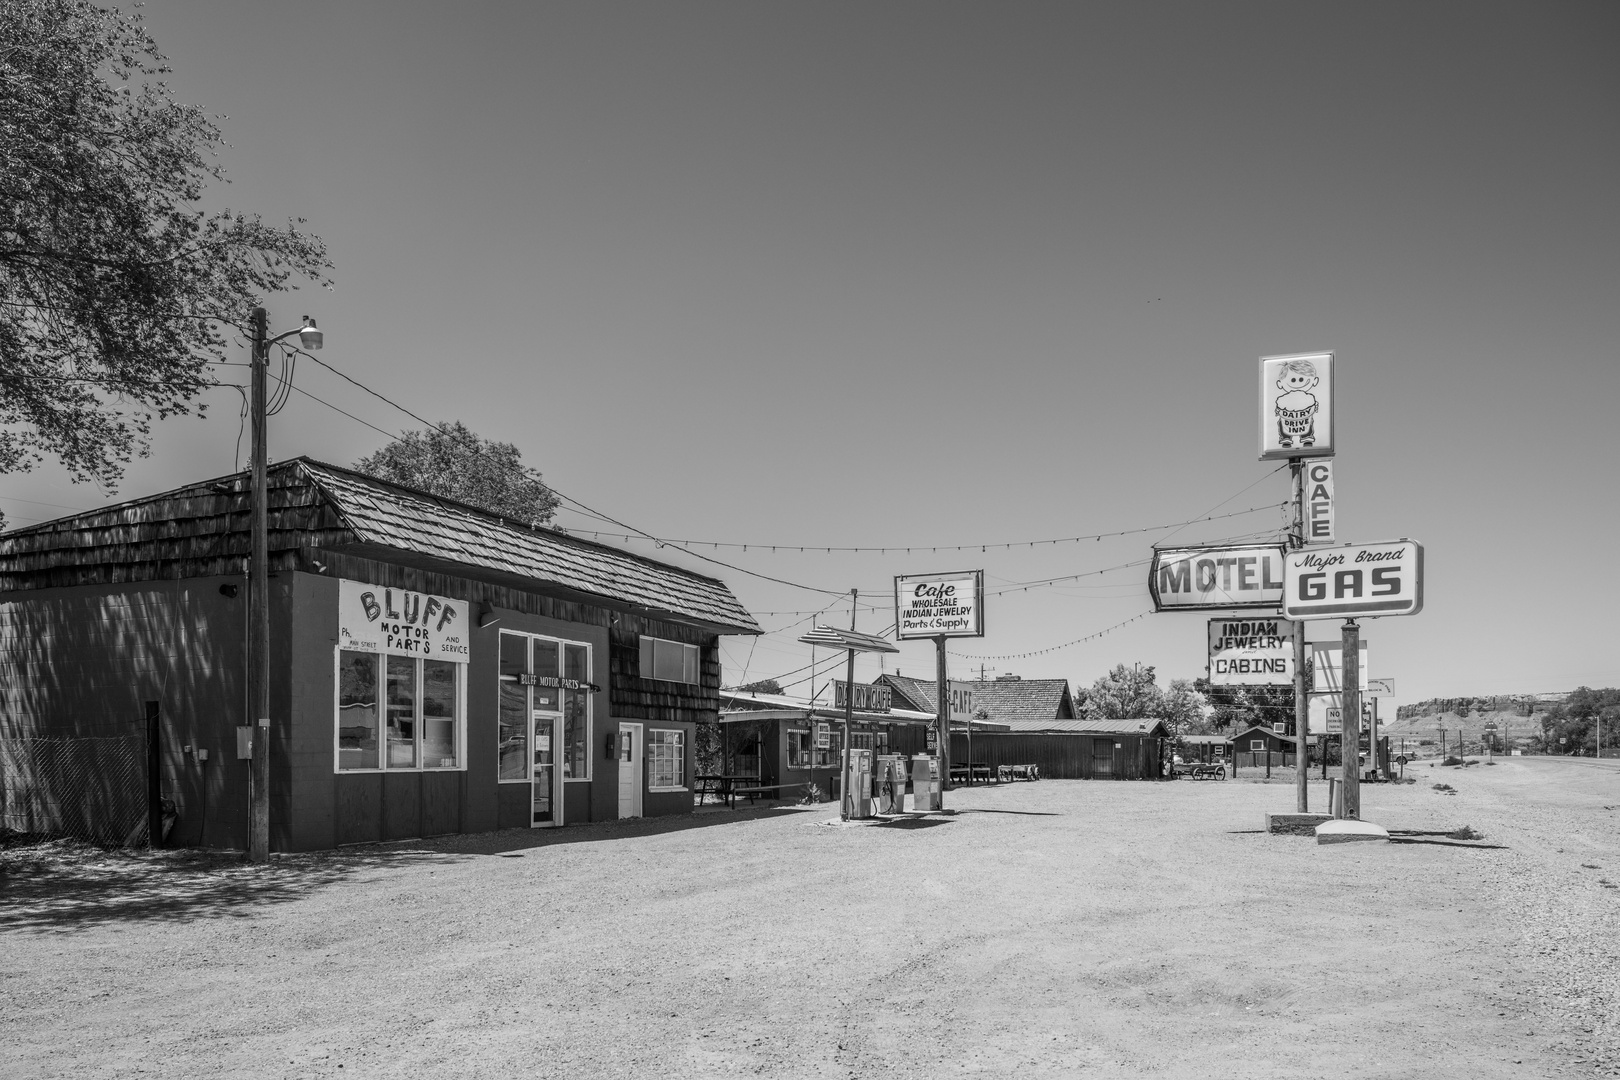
[895,571,984,639]
[834,681,892,712]
[339,579,469,662]
[1150,545,1287,611]
[1261,352,1334,460]
[1283,540,1424,620]
[1207,617,1295,685]
[513,673,601,693]
[1310,641,1372,692]
[1364,677,1395,697]
[1303,459,1335,544]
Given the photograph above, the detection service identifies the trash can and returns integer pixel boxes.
[843,748,874,819]
[910,754,941,812]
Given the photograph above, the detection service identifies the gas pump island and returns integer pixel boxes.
[798,571,983,821]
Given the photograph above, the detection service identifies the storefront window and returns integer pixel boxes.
[334,650,462,772]
[813,729,843,769]
[499,633,529,780]
[787,729,809,768]
[648,729,685,790]
[498,631,591,783]
[337,651,380,770]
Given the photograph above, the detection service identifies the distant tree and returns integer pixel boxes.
[0,1,331,527]
[355,421,558,524]
[1158,678,1209,737]
[737,679,783,695]
[1195,678,1296,734]
[1082,664,1162,721]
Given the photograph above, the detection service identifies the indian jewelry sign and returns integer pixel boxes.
[894,571,985,639]
[338,579,470,663]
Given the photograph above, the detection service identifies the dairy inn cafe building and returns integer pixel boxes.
[0,459,760,852]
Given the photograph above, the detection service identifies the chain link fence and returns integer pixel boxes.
[0,734,148,846]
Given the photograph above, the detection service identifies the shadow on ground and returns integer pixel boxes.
[1,806,813,931]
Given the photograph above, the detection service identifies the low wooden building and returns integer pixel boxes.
[950,718,1170,780]
[0,459,759,851]
[1230,725,1298,768]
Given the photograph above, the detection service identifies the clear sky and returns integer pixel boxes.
[6,1,1618,709]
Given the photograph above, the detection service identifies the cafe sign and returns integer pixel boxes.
[1150,545,1286,611]
[833,681,892,713]
[895,571,984,639]
[338,579,470,663]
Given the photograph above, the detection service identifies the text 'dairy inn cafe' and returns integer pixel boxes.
[0,459,760,851]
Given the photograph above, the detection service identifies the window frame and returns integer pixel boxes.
[638,635,701,686]
[647,728,687,792]
[332,646,467,774]
[497,629,594,785]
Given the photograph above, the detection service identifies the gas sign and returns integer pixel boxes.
[1282,540,1424,620]
[1150,545,1287,611]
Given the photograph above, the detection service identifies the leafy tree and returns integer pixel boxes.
[355,422,558,524]
[737,679,783,695]
[0,1,331,525]
[1082,663,1162,721]
[1158,678,1209,737]
[1195,678,1297,734]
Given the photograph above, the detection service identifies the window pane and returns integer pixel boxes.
[564,644,587,682]
[683,643,698,685]
[337,651,379,770]
[386,656,418,769]
[653,640,684,682]
[639,636,653,680]
[532,640,560,712]
[649,729,685,788]
[422,660,458,768]
[499,635,528,779]
[563,689,587,779]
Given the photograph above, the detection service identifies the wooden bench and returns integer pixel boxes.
[731,783,800,805]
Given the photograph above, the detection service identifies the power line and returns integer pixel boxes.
[948,611,1155,661]
[558,501,1288,555]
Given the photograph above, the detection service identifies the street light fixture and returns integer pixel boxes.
[247,308,323,863]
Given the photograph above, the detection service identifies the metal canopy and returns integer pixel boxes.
[796,624,900,654]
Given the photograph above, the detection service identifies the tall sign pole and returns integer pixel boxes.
[841,591,857,821]
[1290,458,1309,813]
[1340,618,1361,820]
[935,635,951,798]
[248,307,270,863]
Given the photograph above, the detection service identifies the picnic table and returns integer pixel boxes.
[996,763,1041,782]
[948,762,996,785]
[695,775,801,807]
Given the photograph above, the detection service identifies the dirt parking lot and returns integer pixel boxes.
[4,758,1617,1079]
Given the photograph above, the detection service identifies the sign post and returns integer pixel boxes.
[1340,619,1362,819]
[895,571,985,801]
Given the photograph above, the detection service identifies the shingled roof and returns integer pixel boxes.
[874,674,1077,726]
[0,458,760,635]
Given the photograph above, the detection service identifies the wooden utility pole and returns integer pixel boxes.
[1340,618,1361,819]
[1290,458,1309,813]
[248,307,271,862]
[840,590,857,821]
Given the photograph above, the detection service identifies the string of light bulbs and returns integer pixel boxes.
[947,610,1155,661]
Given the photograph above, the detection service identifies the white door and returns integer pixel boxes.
[532,713,560,828]
[618,723,643,819]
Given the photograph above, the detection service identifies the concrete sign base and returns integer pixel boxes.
[1316,819,1391,845]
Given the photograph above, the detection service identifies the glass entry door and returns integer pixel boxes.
[533,712,560,827]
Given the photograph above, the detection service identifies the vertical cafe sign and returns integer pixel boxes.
[894,571,985,639]
[1260,351,1334,460]
[338,579,470,662]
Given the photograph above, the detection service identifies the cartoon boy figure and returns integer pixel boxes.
[1273,358,1320,448]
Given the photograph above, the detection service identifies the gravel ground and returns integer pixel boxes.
[1,761,1611,1079]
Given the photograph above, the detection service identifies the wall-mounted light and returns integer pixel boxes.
[477,603,502,629]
